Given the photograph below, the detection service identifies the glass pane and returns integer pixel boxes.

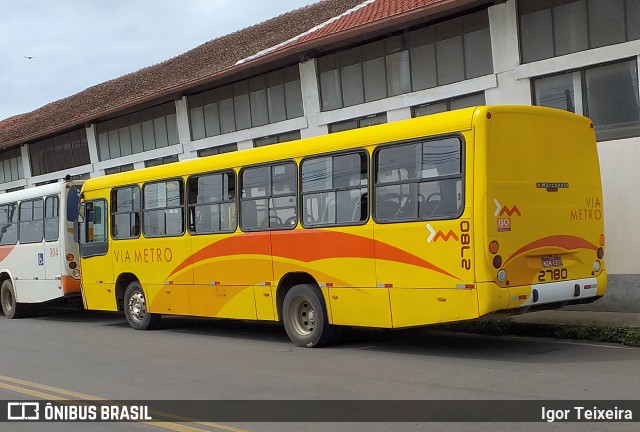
[376,184,416,220]
[142,117,156,151]
[302,157,332,192]
[153,116,169,148]
[190,99,206,140]
[363,57,386,102]
[520,7,553,63]
[284,79,304,119]
[585,60,640,140]
[533,72,576,112]
[199,102,220,137]
[219,98,236,134]
[386,50,411,96]
[165,208,183,235]
[119,125,132,156]
[243,167,270,198]
[422,138,461,177]
[143,209,165,236]
[334,153,365,188]
[234,81,251,131]
[588,0,625,48]
[241,198,268,230]
[377,143,420,183]
[464,28,493,78]
[629,0,640,40]
[130,123,144,154]
[419,178,462,219]
[341,63,364,107]
[250,88,269,126]
[320,68,342,110]
[554,0,588,56]
[270,195,296,228]
[436,36,464,85]
[410,44,436,91]
[267,84,286,123]
[197,174,223,203]
[303,191,335,225]
[272,163,295,196]
[450,93,485,110]
[166,113,179,145]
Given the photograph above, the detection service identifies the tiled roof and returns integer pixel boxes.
[0,0,466,149]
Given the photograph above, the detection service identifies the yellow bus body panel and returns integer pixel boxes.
[79,106,606,330]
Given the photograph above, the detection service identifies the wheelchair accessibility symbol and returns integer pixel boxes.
[37,253,44,266]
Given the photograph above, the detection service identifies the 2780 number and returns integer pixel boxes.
[538,268,568,282]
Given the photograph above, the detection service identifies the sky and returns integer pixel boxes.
[0,0,319,121]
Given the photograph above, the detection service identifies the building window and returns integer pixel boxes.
[533,59,640,140]
[254,131,301,148]
[240,162,297,231]
[144,155,179,168]
[44,196,59,242]
[375,137,464,222]
[0,148,24,184]
[197,143,238,157]
[318,9,492,111]
[301,151,368,227]
[95,102,179,162]
[187,171,237,234]
[143,180,184,237]
[0,203,18,245]
[104,164,134,175]
[519,0,640,63]
[28,129,91,177]
[188,66,303,141]
[329,113,387,134]
[19,199,44,244]
[412,93,485,117]
[111,186,141,240]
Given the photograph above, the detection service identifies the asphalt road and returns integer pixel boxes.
[1,307,639,432]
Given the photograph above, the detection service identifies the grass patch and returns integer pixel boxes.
[440,318,640,347]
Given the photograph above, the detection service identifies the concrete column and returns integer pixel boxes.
[19,144,32,184]
[299,59,329,138]
[175,97,194,162]
[485,0,531,105]
[85,124,100,171]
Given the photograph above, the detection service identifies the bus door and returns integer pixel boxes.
[16,199,47,302]
[373,136,477,327]
[78,199,115,310]
[43,195,63,287]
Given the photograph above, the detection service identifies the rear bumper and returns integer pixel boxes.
[477,272,607,315]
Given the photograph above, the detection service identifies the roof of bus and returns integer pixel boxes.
[82,107,481,193]
[81,105,588,193]
[0,180,83,205]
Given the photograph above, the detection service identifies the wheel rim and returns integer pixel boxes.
[289,297,316,336]
[1,287,13,313]
[127,291,147,325]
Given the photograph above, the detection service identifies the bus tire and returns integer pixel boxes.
[282,284,333,348]
[1,279,32,319]
[123,281,160,330]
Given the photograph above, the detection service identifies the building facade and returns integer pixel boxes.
[0,0,639,309]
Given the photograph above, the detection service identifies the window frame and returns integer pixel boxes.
[186,169,238,236]
[300,149,370,229]
[373,133,466,224]
[18,198,44,244]
[239,160,298,232]
[79,199,109,258]
[142,178,186,238]
[44,195,60,242]
[0,202,18,246]
[110,184,142,240]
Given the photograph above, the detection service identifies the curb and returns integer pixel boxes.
[439,317,640,347]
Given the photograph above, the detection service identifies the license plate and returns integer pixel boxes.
[541,256,563,268]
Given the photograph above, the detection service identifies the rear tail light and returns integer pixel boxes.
[597,247,604,260]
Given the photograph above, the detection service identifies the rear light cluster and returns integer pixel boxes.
[489,240,507,284]
[594,234,605,275]
[66,253,79,277]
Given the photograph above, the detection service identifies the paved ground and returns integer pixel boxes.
[0,307,639,431]
[511,310,640,327]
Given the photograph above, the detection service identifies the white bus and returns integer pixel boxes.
[0,180,83,318]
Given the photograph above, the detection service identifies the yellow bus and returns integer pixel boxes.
[77,106,607,347]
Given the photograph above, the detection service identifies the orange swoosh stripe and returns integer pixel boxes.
[504,235,597,265]
[0,245,15,262]
[169,230,459,281]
